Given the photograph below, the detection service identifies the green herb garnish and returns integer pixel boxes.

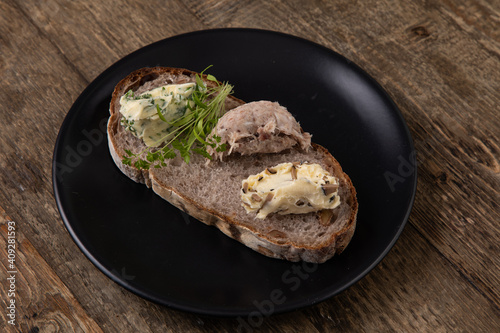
[120,117,137,134]
[121,66,232,169]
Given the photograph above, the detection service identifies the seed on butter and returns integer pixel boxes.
[241,162,340,219]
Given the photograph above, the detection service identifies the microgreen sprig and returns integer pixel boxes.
[122,67,231,169]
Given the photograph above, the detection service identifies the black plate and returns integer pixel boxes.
[53,28,416,317]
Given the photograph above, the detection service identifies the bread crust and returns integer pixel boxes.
[107,67,358,263]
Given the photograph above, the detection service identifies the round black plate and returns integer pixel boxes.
[53,28,416,317]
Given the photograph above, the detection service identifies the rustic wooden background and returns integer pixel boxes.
[0,0,499,332]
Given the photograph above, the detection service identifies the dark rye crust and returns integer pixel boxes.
[149,143,358,263]
[107,67,358,263]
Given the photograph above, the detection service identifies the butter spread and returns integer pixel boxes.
[241,162,340,219]
[119,83,195,147]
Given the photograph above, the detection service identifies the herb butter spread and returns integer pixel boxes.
[241,162,340,219]
[119,83,195,147]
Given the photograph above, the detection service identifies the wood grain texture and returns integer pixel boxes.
[0,0,499,331]
[0,207,103,332]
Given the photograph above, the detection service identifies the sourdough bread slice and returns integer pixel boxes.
[107,67,358,263]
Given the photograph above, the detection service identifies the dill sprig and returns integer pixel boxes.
[122,67,231,169]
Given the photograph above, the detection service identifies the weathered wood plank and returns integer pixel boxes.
[306,225,500,332]
[0,206,103,332]
[13,0,207,82]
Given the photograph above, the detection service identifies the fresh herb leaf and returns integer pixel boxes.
[122,157,132,166]
[134,159,150,170]
[216,143,227,153]
[193,147,212,159]
[155,104,168,123]
[121,66,232,169]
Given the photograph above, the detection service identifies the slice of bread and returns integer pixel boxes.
[107,67,358,263]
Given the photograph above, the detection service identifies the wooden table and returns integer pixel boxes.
[1,0,499,332]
